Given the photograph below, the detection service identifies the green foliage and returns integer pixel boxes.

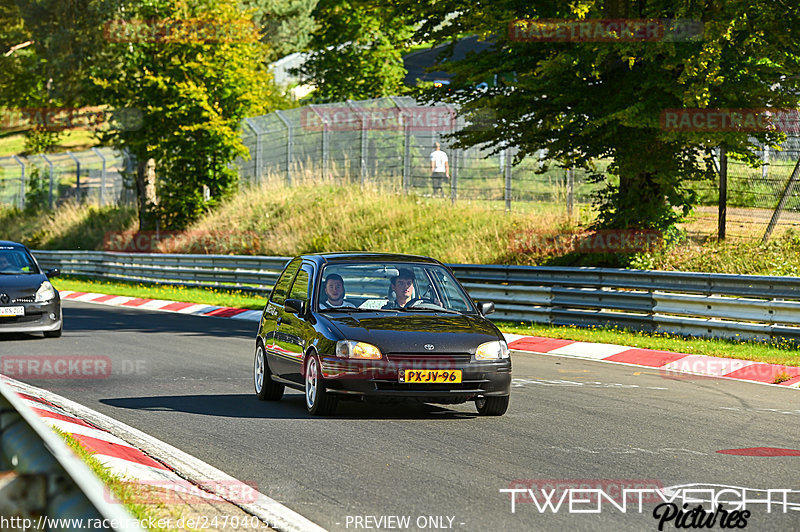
[24,166,50,213]
[93,0,285,229]
[242,0,318,61]
[397,0,800,230]
[294,0,415,101]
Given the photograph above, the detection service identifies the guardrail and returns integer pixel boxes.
[0,379,142,530]
[33,250,800,342]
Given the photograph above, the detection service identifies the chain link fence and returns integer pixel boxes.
[0,147,133,210]
[238,96,599,213]
[3,97,800,242]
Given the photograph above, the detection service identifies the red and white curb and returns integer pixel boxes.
[58,290,262,321]
[2,375,324,532]
[58,289,800,388]
[503,334,800,389]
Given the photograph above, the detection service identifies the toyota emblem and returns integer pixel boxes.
[424,344,435,351]
[0,293,9,305]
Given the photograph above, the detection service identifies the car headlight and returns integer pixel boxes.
[336,340,382,360]
[475,340,509,361]
[35,281,56,303]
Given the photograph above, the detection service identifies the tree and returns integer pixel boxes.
[241,0,318,61]
[395,0,800,231]
[93,0,285,229]
[0,0,118,153]
[293,0,415,101]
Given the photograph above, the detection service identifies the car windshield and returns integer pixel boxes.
[317,262,475,313]
[0,248,38,275]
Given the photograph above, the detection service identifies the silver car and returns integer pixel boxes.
[0,241,62,337]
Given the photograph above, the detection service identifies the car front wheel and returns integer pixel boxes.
[255,344,284,401]
[475,395,509,416]
[305,354,337,416]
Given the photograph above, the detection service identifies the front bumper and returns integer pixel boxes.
[0,300,62,334]
[319,353,512,400]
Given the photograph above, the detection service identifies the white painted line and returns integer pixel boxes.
[663,355,757,377]
[502,333,526,344]
[548,341,631,359]
[5,376,327,532]
[102,296,136,306]
[230,310,262,321]
[176,304,219,315]
[138,299,177,310]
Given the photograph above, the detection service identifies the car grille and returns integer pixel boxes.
[373,380,489,392]
[0,312,43,323]
[386,353,473,364]
[13,296,35,303]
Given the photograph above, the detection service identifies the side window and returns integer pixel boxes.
[270,259,301,305]
[289,268,311,301]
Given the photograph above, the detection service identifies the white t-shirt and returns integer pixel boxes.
[319,300,356,309]
[430,150,448,173]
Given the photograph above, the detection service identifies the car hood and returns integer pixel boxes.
[324,312,503,354]
[0,274,46,297]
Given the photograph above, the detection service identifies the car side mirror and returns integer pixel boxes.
[284,298,305,315]
[477,301,495,316]
[46,268,61,278]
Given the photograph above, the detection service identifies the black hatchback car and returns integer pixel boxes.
[254,253,511,416]
[0,241,62,337]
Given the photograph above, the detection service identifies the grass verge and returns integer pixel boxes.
[53,275,266,310]
[498,322,800,367]
[56,429,182,531]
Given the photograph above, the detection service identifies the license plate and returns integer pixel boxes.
[400,369,462,383]
[0,306,24,317]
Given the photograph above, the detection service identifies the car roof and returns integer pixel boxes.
[0,241,27,250]
[301,252,442,266]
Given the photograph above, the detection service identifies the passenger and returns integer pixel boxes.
[383,268,417,309]
[319,274,356,309]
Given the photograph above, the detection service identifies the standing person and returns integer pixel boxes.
[429,142,450,197]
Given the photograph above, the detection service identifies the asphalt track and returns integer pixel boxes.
[1,301,799,531]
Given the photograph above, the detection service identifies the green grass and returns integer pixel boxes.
[54,275,266,310]
[499,322,800,367]
[0,128,100,157]
[56,429,184,531]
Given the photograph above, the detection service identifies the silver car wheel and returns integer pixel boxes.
[254,345,265,394]
[305,357,318,409]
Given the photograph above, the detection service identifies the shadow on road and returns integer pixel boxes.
[100,393,478,420]
[60,301,257,339]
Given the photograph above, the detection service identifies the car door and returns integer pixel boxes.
[272,263,314,383]
[261,258,301,373]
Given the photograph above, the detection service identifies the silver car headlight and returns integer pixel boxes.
[35,281,56,303]
[475,340,509,361]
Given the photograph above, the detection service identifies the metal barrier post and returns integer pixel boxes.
[346,101,367,186]
[243,118,262,185]
[92,147,107,206]
[566,167,574,218]
[67,151,81,201]
[12,155,25,209]
[308,105,329,179]
[275,111,293,186]
[40,154,54,209]
[504,147,512,212]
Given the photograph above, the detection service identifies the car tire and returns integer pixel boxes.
[475,395,509,416]
[305,353,337,416]
[254,343,284,401]
[43,326,62,338]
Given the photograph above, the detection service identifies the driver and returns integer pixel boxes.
[319,274,356,309]
[383,268,416,309]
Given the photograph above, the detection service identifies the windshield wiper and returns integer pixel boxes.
[399,306,461,314]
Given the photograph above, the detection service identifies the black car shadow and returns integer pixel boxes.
[100,393,478,420]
